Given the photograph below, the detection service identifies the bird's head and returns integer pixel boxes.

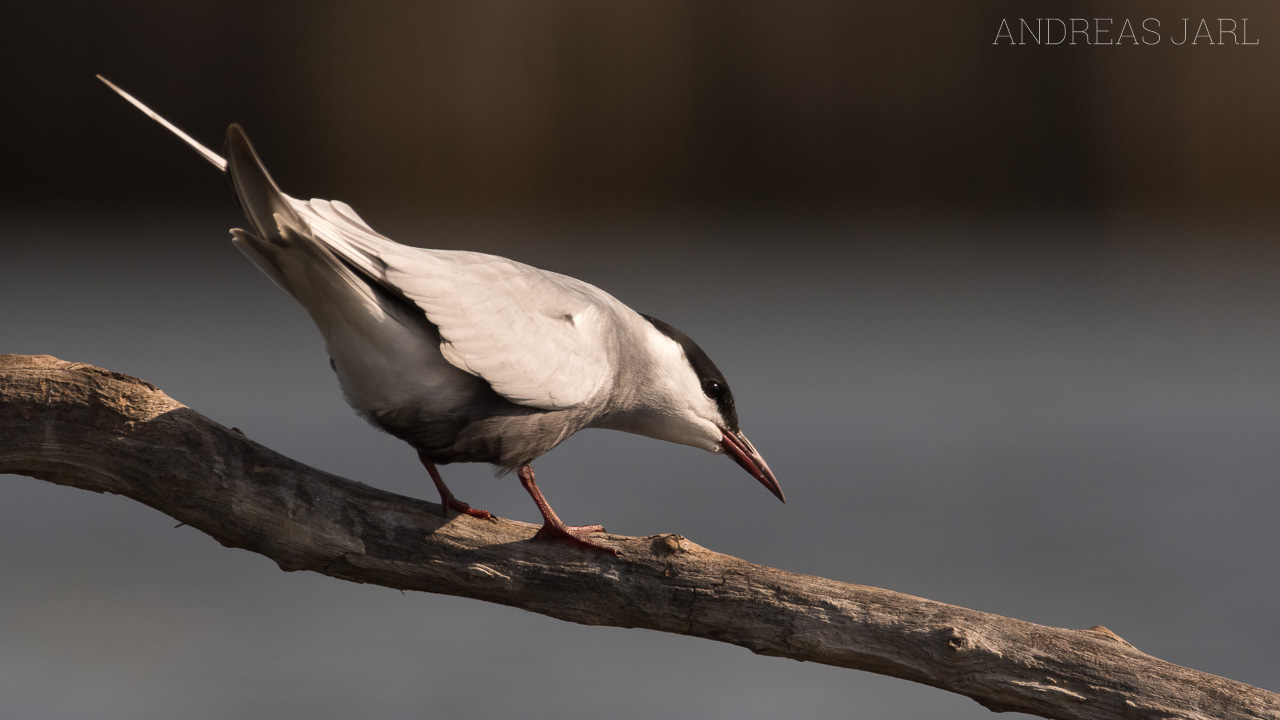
[627,314,785,504]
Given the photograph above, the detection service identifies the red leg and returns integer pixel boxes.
[518,464,616,555]
[418,451,492,520]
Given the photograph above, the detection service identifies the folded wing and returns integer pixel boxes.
[100,77,615,412]
[292,198,616,410]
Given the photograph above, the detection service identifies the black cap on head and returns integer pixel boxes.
[642,314,739,432]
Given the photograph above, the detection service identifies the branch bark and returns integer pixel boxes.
[1,354,1276,720]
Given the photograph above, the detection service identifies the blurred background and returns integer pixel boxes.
[4,1,1280,718]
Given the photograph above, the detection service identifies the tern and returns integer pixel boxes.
[99,76,783,554]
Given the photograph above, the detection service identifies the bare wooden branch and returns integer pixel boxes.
[1,353,1276,720]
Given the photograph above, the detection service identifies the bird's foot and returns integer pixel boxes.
[532,522,617,555]
[419,453,492,520]
[443,496,492,521]
[517,464,616,554]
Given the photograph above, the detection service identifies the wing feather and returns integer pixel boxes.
[94,80,612,410]
[293,198,615,410]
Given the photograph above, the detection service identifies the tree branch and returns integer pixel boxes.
[1,354,1275,720]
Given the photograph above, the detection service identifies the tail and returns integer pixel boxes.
[221,128,396,331]
[99,75,319,294]
[98,75,305,241]
[97,75,227,171]
[223,123,308,243]
[99,75,385,316]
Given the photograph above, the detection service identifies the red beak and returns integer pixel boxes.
[721,429,785,503]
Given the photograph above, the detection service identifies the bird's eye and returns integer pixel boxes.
[701,379,723,400]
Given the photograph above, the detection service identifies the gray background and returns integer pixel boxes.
[4,2,1280,718]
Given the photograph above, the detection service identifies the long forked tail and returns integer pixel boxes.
[99,75,325,298]
[97,75,228,171]
[98,75,307,241]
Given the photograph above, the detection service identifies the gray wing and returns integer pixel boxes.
[96,82,614,411]
[293,198,616,410]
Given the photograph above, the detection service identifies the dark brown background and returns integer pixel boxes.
[9,1,1280,221]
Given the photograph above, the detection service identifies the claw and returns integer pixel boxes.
[443,496,492,521]
[518,464,617,555]
[420,452,492,520]
[532,522,616,555]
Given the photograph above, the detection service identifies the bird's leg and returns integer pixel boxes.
[418,452,492,520]
[517,464,617,555]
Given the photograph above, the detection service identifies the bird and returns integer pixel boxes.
[98,75,783,555]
